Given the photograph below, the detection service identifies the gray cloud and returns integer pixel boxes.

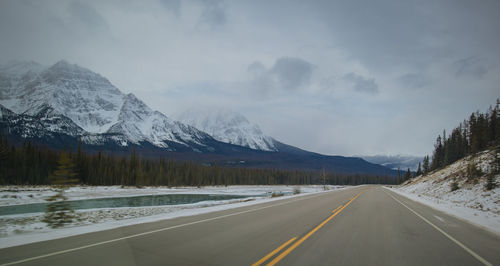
[159,0,181,16]
[313,0,500,71]
[69,1,108,30]
[198,0,227,29]
[248,57,315,94]
[343,73,378,94]
[453,56,488,79]
[398,73,431,89]
[271,57,314,91]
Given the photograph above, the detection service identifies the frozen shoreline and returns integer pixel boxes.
[0,185,335,206]
[0,185,346,248]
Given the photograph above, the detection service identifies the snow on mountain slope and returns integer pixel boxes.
[107,94,211,147]
[0,60,124,133]
[361,154,423,171]
[391,149,499,232]
[0,60,44,103]
[176,107,277,151]
[0,103,85,139]
[0,60,213,149]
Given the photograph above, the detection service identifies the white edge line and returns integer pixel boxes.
[1,191,333,266]
[383,189,493,266]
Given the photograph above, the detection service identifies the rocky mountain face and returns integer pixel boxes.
[0,60,213,151]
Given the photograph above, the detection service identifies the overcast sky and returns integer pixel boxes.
[1,0,499,156]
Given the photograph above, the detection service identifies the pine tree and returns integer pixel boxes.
[397,168,402,184]
[43,149,79,228]
[415,162,422,176]
[422,155,430,175]
[321,168,327,190]
[431,135,444,170]
[405,168,412,181]
[495,99,500,143]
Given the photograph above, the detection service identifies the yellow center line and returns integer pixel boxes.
[331,205,343,214]
[252,237,297,266]
[266,190,365,266]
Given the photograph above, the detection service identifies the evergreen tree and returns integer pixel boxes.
[415,162,422,177]
[397,168,402,184]
[426,99,500,172]
[405,168,412,181]
[0,137,400,186]
[422,155,430,175]
[431,135,444,170]
[495,99,500,142]
[43,150,79,228]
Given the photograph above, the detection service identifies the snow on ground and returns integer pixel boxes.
[388,149,500,234]
[0,185,336,206]
[0,185,345,248]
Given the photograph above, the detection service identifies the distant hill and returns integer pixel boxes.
[360,155,423,171]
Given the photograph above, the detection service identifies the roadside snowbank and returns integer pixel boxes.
[388,150,500,234]
[0,185,345,248]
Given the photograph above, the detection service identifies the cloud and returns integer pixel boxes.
[342,73,379,94]
[197,0,227,29]
[159,0,181,16]
[453,56,488,79]
[68,1,108,30]
[313,0,500,72]
[271,57,315,91]
[247,57,315,95]
[398,73,431,89]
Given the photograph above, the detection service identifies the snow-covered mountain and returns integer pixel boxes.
[360,155,423,171]
[0,60,212,150]
[0,60,398,176]
[176,107,277,151]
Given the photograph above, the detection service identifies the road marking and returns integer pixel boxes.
[252,237,297,266]
[266,191,364,266]
[331,205,343,213]
[384,190,493,266]
[1,191,336,266]
[434,215,445,222]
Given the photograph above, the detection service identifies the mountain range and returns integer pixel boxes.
[0,60,397,176]
[360,155,424,172]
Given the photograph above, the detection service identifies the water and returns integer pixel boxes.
[0,194,253,216]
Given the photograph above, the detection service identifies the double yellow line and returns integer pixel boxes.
[253,190,365,266]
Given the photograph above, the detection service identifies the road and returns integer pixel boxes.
[0,186,499,266]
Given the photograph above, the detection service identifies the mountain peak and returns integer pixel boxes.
[53,59,71,66]
[176,106,276,151]
[47,60,91,75]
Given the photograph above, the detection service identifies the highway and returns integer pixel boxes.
[0,186,499,266]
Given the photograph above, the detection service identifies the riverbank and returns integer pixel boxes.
[0,185,346,248]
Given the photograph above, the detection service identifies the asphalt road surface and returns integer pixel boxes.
[0,186,499,266]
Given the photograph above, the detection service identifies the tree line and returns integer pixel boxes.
[426,99,500,173]
[0,136,398,186]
